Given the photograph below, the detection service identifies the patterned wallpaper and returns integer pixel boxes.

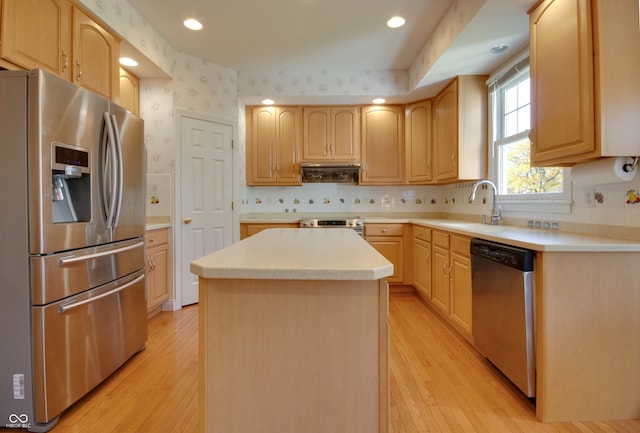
[237,69,408,102]
[77,0,640,230]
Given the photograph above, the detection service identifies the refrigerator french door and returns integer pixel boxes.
[0,69,147,432]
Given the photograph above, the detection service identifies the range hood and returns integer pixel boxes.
[301,162,361,184]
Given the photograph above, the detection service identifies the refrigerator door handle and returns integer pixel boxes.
[58,274,145,314]
[102,112,119,229]
[57,241,144,266]
[110,113,124,228]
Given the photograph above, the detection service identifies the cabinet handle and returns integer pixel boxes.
[76,60,83,81]
[426,253,430,265]
[442,263,448,274]
[62,50,68,72]
[449,265,454,281]
[450,153,456,167]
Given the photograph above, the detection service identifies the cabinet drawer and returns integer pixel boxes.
[413,225,431,242]
[432,230,449,248]
[365,223,404,237]
[450,235,470,256]
[146,228,169,246]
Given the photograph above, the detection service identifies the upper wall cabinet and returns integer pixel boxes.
[119,67,140,115]
[360,105,404,185]
[302,106,360,162]
[433,76,488,183]
[246,106,302,186]
[72,6,120,101]
[529,0,640,165]
[0,0,72,81]
[0,0,121,101]
[405,99,433,184]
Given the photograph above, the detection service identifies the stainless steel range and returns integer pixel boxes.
[299,217,364,237]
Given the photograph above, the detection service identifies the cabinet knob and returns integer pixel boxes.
[184,217,192,224]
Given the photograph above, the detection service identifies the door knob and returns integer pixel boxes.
[184,217,192,224]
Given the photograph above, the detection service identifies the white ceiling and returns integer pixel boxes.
[125,0,536,103]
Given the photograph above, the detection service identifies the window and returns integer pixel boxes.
[489,55,570,212]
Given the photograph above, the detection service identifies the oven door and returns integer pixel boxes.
[30,270,147,423]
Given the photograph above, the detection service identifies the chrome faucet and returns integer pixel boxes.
[469,180,502,225]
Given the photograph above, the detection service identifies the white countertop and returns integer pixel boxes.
[239,214,640,252]
[190,228,394,280]
[410,219,640,252]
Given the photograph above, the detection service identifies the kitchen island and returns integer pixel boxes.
[190,228,393,433]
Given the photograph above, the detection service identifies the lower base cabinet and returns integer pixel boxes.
[365,223,405,284]
[422,228,472,339]
[146,227,170,317]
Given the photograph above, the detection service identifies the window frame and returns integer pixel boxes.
[488,57,571,214]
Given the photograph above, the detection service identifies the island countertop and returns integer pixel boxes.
[190,228,394,280]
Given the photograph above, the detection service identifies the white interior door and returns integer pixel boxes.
[180,115,233,306]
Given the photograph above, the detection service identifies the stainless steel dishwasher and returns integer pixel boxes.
[470,238,536,397]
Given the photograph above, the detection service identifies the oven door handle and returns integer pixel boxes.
[58,274,145,314]
[57,241,144,266]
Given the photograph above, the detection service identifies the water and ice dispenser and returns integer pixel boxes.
[51,143,91,223]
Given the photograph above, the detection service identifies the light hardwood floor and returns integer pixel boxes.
[36,293,639,433]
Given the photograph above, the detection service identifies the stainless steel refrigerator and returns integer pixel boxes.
[0,69,147,432]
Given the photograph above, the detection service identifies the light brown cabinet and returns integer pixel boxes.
[239,222,299,239]
[365,223,404,283]
[146,228,170,317]
[433,76,487,183]
[430,230,472,339]
[360,105,404,184]
[405,100,433,184]
[529,0,640,165]
[246,106,302,185]
[119,67,140,115]
[0,0,72,80]
[71,6,120,101]
[0,0,121,101]
[412,226,432,299]
[302,106,360,161]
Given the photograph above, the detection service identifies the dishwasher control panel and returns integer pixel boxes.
[470,239,534,272]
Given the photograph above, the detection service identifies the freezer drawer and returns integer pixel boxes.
[30,238,145,305]
[30,271,147,423]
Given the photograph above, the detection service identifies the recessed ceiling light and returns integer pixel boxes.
[119,57,138,67]
[184,18,203,31]
[262,99,275,105]
[387,16,406,29]
[372,98,386,104]
[489,44,509,54]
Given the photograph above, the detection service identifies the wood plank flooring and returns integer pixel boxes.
[28,293,640,433]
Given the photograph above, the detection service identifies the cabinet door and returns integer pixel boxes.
[529,0,595,165]
[72,7,120,101]
[413,238,432,299]
[275,106,301,184]
[431,244,450,314]
[247,106,277,184]
[450,250,472,335]
[331,106,359,161]
[0,0,71,80]
[434,80,458,181]
[119,67,139,115]
[147,244,169,311]
[405,100,433,183]
[302,107,330,160]
[367,237,403,283]
[361,105,404,184]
